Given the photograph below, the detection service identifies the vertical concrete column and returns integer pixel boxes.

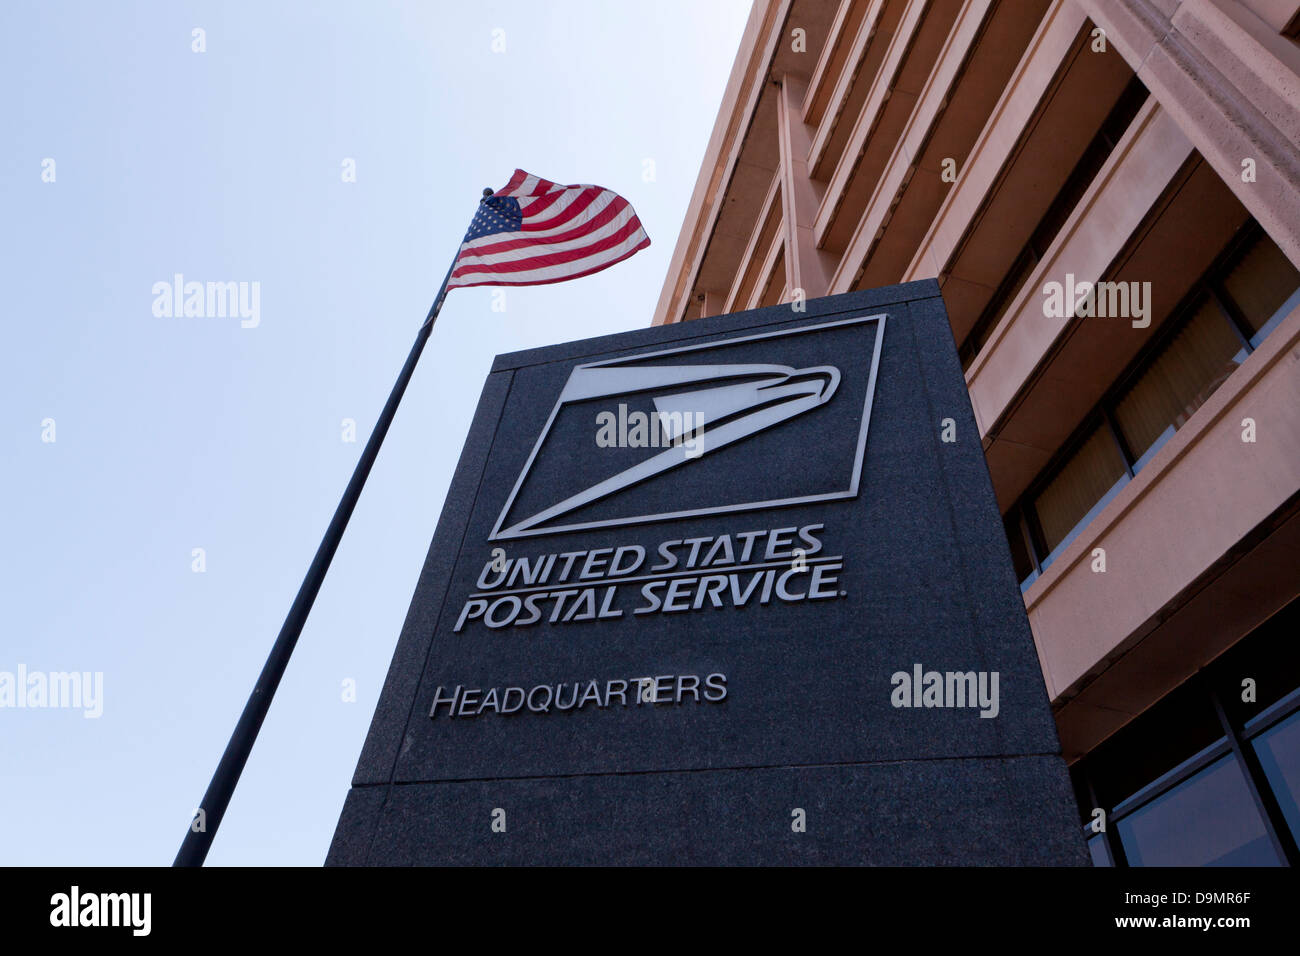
[699,290,726,318]
[1073,0,1300,265]
[777,74,838,300]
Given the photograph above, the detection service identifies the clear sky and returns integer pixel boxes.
[0,0,750,865]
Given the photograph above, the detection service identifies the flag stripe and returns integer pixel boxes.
[521,186,603,231]
[500,169,532,194]
[515,188,567,219]
[449,236,651,289]
[493,233,651,285]
[458,207,638,272]
[452,217,646,280]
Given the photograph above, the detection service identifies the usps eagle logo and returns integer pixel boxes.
[489,314,886,540]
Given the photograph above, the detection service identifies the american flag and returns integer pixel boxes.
[447,169,651,289]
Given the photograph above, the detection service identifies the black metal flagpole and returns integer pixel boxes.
[173,189,493,867]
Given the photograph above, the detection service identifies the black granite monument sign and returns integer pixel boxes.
[327,280,1088,865]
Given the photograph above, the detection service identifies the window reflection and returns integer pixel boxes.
[1113,296,1243,473]
[1033,425,1128,562]
[1219,232,1300,347]
[1087,834,1113,867]
[1001,224,1300,589]
[1117,756,1280,867]
[1253,711,1300,846]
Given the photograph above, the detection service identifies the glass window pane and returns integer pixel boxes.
[1087,834,1113,867]
[1033,424,1129,559]
[1116,755,1281,866]
[1219,231,1300,347]
[1252,709,1300,846]
[1113,297,1244,471]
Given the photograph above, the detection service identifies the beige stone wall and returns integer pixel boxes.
[652,0,1300,757]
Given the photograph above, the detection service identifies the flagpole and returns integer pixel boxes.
[173,191,490,867]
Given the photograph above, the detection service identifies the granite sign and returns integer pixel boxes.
[327,280,1088,865]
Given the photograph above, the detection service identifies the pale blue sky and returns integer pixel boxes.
[0,0,750,865]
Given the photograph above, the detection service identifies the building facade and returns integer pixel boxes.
[653,0,1300,866]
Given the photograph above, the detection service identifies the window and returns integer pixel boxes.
[1072,598,1300,867]
[1217,229,1300,346]
[1254,711,1300,845]
[1002,221,1299,590]
[959,75,1150,369]
[1087,834,1113,867]
[1112,296,1244,473]
[1032,423,1129,563]
[1116,755,1279,866]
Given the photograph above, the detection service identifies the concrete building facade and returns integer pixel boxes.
[653,0,1300,865]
